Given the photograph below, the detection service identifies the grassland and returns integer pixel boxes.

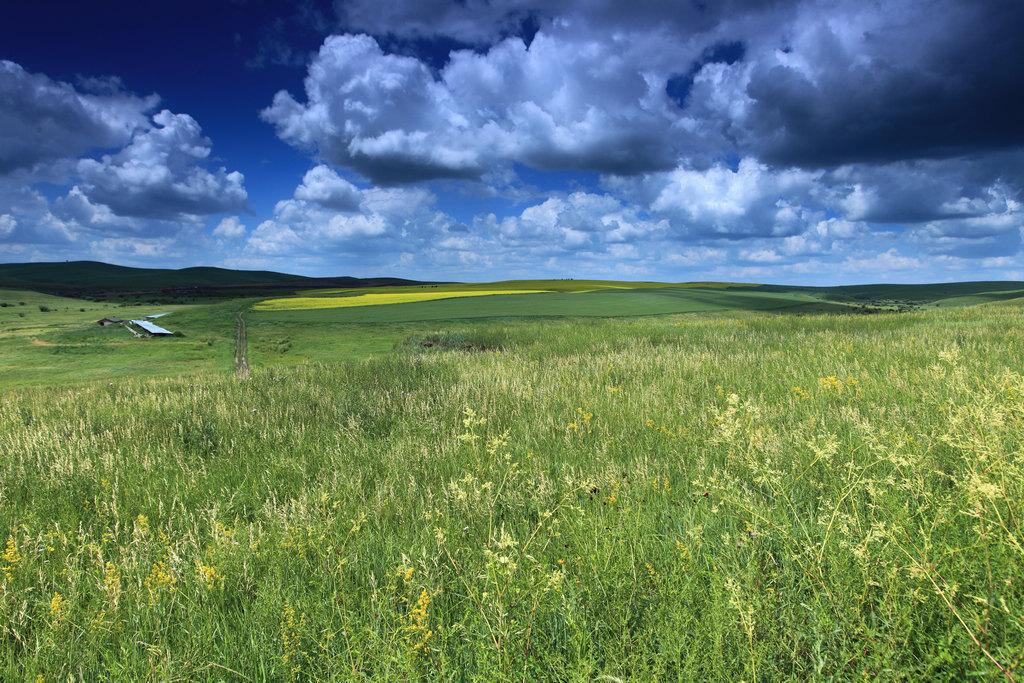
[2,289,1023,679]
[0,290,245,390]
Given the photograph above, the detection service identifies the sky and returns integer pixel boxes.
[1,0,1023,284]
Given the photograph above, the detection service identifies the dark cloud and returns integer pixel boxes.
[335,0,794,45]
[738,0,1024,167]
[666,41,746,108]
[0,61,155,175]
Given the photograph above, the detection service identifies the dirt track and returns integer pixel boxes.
[234,311,250,378]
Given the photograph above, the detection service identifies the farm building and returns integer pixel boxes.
[97,317,124,326]
[130,319,173,336]
[145,313,168,319]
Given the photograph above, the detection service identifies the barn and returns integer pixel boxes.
[97,317,124,326]
[130,319,173,336]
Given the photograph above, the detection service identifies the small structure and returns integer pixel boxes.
[97,317,124,326]
[145,313,168,319]
[130,319,173,336]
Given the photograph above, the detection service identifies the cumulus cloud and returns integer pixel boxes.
[490,192,668,254]
[0,60,155,176]
[244,168,449,267]
[293,164,362,211]
[0,62,249,265]
[75,110,247,221]
[213,216,247,240]
[644,158,822,238]
[262,30,686,184]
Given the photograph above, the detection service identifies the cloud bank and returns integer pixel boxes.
[2,0,1023,283]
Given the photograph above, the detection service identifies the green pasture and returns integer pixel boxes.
[250,286,828,323]
[0,291,240,389]
[2,298,1023,680]
[4,278,1024,388]
[295,279,759,298]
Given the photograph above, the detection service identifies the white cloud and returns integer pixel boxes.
[0,214,15,238]
[243,175,450,269]
[493,192,666,253]
[213,216,247,240]
[75,110,247,221]
[262,30,687,184]
[660,247,727,267]
[293,165,362,211]
[648,158,820,237]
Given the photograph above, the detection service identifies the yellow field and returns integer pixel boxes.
[253,289,548,311]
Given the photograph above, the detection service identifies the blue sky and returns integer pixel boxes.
[1,0,1023,284]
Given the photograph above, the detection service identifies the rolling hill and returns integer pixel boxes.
[0,261,433,297]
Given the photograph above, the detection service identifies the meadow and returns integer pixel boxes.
[2,285,1023,680]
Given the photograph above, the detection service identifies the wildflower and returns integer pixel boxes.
[103,562,120,602]
[144,559,177,605]
[196,562,224,590]
[819,376,843,392]
[49,592,68,630]
[281,600,306,666]
[406,588,434,656]
[2,537,20,581]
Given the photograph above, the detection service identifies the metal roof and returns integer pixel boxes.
[145,313,168,319]
[131,319,173,335]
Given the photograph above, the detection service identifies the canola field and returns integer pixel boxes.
[2,301,1023,680]
[253,289,549,311]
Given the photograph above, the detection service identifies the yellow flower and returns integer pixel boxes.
[406,588,434,656]
[2,537,20,581]
[49,592,68,630]
[196,562,224,590]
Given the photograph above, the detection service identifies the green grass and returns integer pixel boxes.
[0,290,240,389]
[2,299,1023,679]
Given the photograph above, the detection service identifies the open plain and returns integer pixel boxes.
[1,267,1023,680]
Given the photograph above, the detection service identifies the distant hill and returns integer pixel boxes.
[0,261,434,297]
[752,281,1024,307]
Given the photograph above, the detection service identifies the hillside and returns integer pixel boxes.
[0,261,432,297]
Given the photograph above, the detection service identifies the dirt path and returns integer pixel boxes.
[234,310,250,379]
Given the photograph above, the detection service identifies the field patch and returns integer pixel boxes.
[251,286,824,323]
[254,289,548,311]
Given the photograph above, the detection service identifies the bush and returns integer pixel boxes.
[38,305,50,312]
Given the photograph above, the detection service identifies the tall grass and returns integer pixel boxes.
[2,303,1023,680]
